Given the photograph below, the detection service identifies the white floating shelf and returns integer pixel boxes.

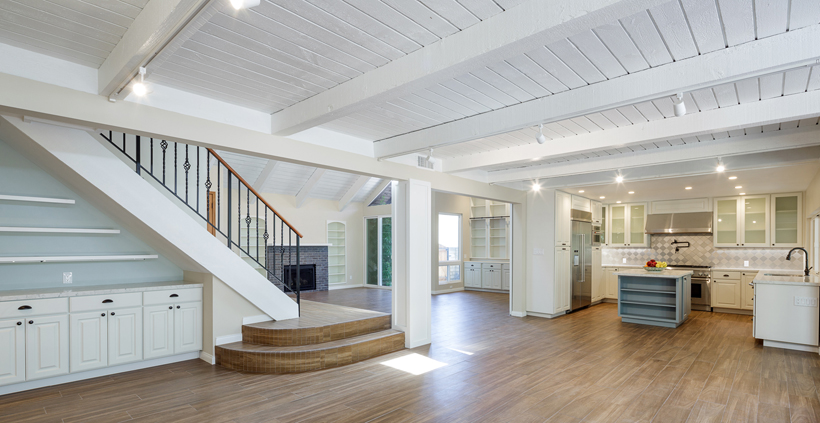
[0,194,75,205]
[0,255,158,264]
[0,227,120,235]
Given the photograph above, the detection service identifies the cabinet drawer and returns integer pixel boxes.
[70,293,142,312]
[482,263,500,270]
[713,271,741,280]
[465,262,481,269]
[143,288,202,306]
[0,298,68,319]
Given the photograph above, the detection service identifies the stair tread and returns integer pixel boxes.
[220,329,403,353]
[247,300,390,330]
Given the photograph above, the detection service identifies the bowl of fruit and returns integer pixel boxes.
[644,260,667,271]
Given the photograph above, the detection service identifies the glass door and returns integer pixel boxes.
[742,196,769,247]
[772,193,802,247]
[601,206,606,245]
[365,216,392,287]
[714,198,739,247]
[629,204,646,246]
[609,205,626,246]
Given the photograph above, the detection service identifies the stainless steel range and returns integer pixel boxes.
[667,265,712,311]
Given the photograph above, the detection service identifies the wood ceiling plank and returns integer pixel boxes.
[690,88,718,111]
[380,0,458,38]
[505,54,568,94]
[378,102,447,127]
[486,61,551,98]
[0,31,104,67]
[716,0,755,46]
[761,122,780,132]
[754,0,789,39]
[619,10,673,67]
[679,0,725,53]
[592,22,650,74]
[524,46,587,89]
[0,9,116,53]
[389,97,461,122]
[601,109,633,127]
[586,112,618,130]
[649,1,699,60]
[651,97,675,118]
[458,0,504,20]
[0,2,122,43]
[783,67,811,95]
[396,94,465,121]
[712,83,739,108]
[85,0,144,19]
[0,20,110,60]
[734,78,759,103]
[759,72,784,99]
[727,128,745,137]
[414,88,484,116]
[779,120,799,130]
[616,105,648,124]
[455,72,522,106]
[469,67,535,103]
[545,122,576,137]
[45,0,136,27]
[808,66,820,91]
[571,116,603,133]
[440,79,507,110]
[149,73,278,113]
[546,39,606,84]
[568,30,627,79]
[419,0,480,30]
[789,0,820,29]
[343,0,439,46]
[634,101,665,121]
[556,119,589,135]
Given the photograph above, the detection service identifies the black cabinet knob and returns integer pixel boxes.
[111,312,115,316]
[28,320,33,325]
[17,321,22,326]
[101,313,106,317]
[168,306,173,310]
[176,305,180,309]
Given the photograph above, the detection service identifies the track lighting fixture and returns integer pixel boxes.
[616,175,624,183]
[672,93,686,117]
[426,148,438,165]
[131,67,147,97]
[230,0,260,9]
[535,124,546,145]
[716,162,725,172]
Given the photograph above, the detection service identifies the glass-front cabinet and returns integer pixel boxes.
[771,193,803,247]
[713,196,770,247]
[605,203,648,247]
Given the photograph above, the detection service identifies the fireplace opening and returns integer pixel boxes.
[283,264,317,291]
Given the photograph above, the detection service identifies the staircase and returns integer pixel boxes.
[216,300,405,373]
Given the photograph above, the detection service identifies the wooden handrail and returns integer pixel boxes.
[208,148,303,238]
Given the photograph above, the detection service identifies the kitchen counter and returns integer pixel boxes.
[614,269,694,278]
[0,281,202,301]
[753,273,820,287]
[614,270,692,328]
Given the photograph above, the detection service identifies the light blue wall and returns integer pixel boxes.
[0,139,183,290]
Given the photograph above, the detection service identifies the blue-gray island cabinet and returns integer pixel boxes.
[614,269,693,328]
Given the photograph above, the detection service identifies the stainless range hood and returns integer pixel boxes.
[644,212,713,234]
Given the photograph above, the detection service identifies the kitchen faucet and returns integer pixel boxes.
[786,247,812,276]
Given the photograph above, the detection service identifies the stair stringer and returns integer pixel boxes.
[0,115,298,321]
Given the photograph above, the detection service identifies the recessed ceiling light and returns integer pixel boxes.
[716,164,725,172]
[616,175,624,183]
[578,190,584,193]
[735,186,742,189]
[685,187,693,190]
[600,196,605,199]
[729,176,737,180]
[532,183,541,192]
[616,201,622,204]
[628,191,635,194]
[739,193,746,195]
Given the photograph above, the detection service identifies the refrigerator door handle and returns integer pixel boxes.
[580,234,585,283]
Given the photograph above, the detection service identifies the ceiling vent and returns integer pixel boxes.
[417,156,434,169]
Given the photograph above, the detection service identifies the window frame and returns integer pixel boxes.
[438,213,462,285]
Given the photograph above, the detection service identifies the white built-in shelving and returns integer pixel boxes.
[0,227,120,234]
[0,195,75,204]
[470,198,509,259]
[327,221,346,284]
[0,255,159,264]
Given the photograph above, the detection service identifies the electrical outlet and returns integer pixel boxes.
[63,272,72,284]
[533,248,544,255]
[744,261,749,267]
[795,296,818,307]
[623,258,627,264]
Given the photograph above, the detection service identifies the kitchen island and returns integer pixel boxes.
[753,272,820,352]
[614,269,693,328]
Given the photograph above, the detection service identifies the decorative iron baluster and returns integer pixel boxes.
[264,208,269,283]
[122,132,126,153]
[135,135,141,175]
[227,172,232,249]
[196,146,200,213]
[289,231,293,292]
[183,145,190,203]
[280,218,284,290]
[217,160,221,232]
[205,153,212,231]
[296,235,300,314]
[174,142,178,195]
[245,185,251,256]
[160,140,168,184]
[255,197,259,263]
[150,138,154,174]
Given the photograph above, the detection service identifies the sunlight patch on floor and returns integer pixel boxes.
[381,353,447,375]
[447,348,474,355]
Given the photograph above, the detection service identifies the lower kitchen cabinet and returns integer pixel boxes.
[591,247,603,302]
[502,267,510,291]
[26,314,70,381]
[464,262,510,291]
[482,268,502,290]
[144,305,176,360]
[741,272,757,311]
[174,302,203,355]
[555,247,571,313]
[605,268,619,299]
[465,264,481,288]
[70,311,108,373]
[108,307,143,366]
[0,319,25,386]
[712,279,742,309]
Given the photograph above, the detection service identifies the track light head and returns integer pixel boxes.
[536,124,546,144]
[426,148,437,165]
[672,93,686,117]
[132,67,147,97]
[230,0,260,9]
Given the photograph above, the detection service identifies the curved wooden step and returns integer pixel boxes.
[216,330,404,373]
[242,301,392,346]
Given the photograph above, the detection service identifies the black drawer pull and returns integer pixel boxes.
[176,305,180,309]
[17,321,21,326]
[170,294,179,298]
[101,313,106,317]
[169,306,173,310]
[18,305,32,310]
[111,312,115,316]
[102,299,113,303]
[28,320,33,325]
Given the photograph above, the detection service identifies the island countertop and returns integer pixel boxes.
[0,281,202,302]
[614,269,693,278]
[753,273,820,287]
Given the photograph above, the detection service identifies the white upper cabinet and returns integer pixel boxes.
[714,196,770,247]
[771,193,802,247]
[555,191,571,247]
[571,195,591,212]
[591,201,602,224]
[606,203,648,247]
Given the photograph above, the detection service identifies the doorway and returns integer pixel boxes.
[365,216,392,287]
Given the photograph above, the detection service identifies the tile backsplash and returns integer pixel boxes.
[602,234,802,270]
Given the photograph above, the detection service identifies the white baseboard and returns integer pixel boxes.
[432,287,464,295]
[763,339,819,353]
[329,284,364,290]
[510,311,527,317]
[526,310,567,319]
[242,315,272,325]
[199,351,215,365]
[0,352,200,396]
[464,288,510,294]
[713,308,753,316]
[215,333,242,345]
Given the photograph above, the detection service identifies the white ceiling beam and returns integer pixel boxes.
[253,160,279,191]
[98,0,213,98]
[269,0,671,136]
[338,176,370,212]
[446,87,820,173]
[377,25,820,160]
[363,179,392,207]
[295,169,326,208]
[487,126,820,184]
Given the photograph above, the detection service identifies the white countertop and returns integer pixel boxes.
[614,269,693,278]
[752,273,820,287]
[0,281,202,301]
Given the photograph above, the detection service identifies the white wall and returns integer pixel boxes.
[431,192,473,293]
[526,189,557,314]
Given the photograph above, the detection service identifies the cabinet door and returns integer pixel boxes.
[144,305,175,360]
[502,269,511,291]
[609,205,627,246]
[491,269,502,289]
[606,268,619,299]
[70,311,108,373]
[109,307,143,366]
[591,248,602,301]
[26,314,69,381]
[712,280,741,309]
[591,201,602,224]
[555,247,571,312]
[555,191,572,247]
[174,302,203,354]
[0,319,25,387]
[714,198,741,247]
[742,195,769,247]
[771,193,801,247]
[741,273,757,311]
[628,204,647,247]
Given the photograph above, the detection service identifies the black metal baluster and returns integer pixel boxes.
[174,143,178,195]
[122,132,126,154]
[237,179,241,251]
[245,185,251,256]
[196,146,200,214]
[255,197,259,263]
[280,218,284,291]
[205,153,212,232]
[289,230,293,293]
[135,135,141,175]
[161,140,167,184]
[272,215,276,286]
[296,235,300,313]
[184,145,190,204]
[227,172,232,249]
[150,139,154,174]
[217,160,221,233]
[264,208,269,284]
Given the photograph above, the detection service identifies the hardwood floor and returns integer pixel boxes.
[3,290,820,422]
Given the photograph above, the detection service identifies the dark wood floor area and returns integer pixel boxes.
[3,290,820,422]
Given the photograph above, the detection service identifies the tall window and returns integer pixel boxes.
[438,214,462,285]
[365,216,392,287]
[813,216,819,275]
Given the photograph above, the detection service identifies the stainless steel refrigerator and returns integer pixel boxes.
[570,217,592,311]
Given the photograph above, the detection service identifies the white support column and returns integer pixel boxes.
[510,202,527,317]
[392,179,432,348]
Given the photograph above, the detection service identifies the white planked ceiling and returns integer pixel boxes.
[149,0,526,113]
[0,0,149,67]
[430,67,820,170]
[321,0,820,141]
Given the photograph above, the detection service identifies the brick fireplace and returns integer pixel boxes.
[266,245,329,292]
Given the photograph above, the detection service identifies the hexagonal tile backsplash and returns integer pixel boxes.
[602,234,802,270]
